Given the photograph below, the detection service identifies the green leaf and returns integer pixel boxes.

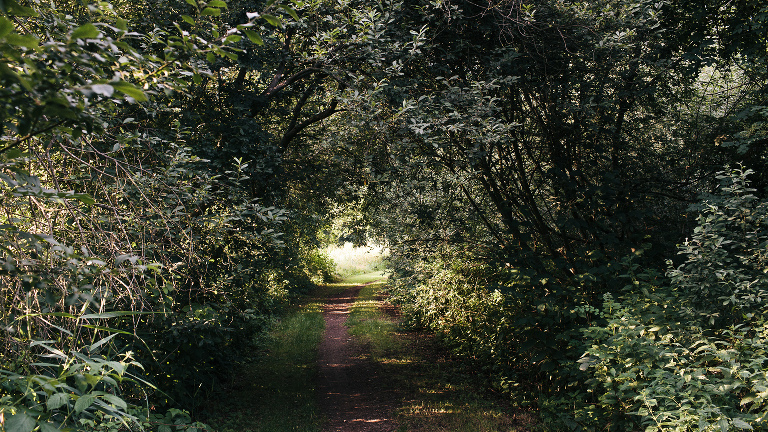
[207,0,227,7]
[47,392,70,410]
[261,14,282,27]
[89,333,119,352]
[38,423,60,432]
[4,412,36,432]
[3,147,22,159]
[741,395,755,405]
[0,15,13,37]
[90,84,114,97]
[80,324,133,335]
[732,418,753,430]
[206,51,215,63]
[244,29,263,45]
[79,311,151,319]
[72,193,96,205]
[200,7,220,16]
[111,81,148,102]
[278,4,299,21]
[224,34,241,43]
[1,0,37,16]
[5,33,38,49]
[74,394,96,413]
[71,23,100,40]
[115,18,128,31]
[184,0,197,6]
[100,393,128,410]
[181,15,195,25]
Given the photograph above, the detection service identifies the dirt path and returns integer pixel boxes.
[317,284,397,432]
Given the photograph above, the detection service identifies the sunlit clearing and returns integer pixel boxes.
[325,242,388,278]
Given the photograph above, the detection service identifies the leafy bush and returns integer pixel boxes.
[577,167,768,431]
[669,166,768,325]
[305,249,339,283]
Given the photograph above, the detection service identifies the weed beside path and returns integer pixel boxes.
[202,294,328,432]
[346,283,542,432]
[203,275,539,432]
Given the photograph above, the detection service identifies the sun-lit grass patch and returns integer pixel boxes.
[346,282,401,360]
[325,242,388,278]
[395,398,522,432]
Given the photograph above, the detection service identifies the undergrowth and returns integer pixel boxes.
[346,282,543,432]
[202,290,329,432]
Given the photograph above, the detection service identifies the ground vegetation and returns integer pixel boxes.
[0,0,766,430]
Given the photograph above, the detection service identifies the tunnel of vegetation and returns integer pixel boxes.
[0,0,766,430]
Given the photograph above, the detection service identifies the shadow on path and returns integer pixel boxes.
[317,284,397,432]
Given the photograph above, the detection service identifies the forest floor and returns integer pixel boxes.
[317,281,398,431]
[317,276,541,432]
[204,274,540,432]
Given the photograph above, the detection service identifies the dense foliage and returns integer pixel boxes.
[0,0,766,430]
[357,0,768,430]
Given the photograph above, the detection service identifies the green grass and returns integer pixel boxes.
[325,242,388,279]
[203,296,326,432]
[341,270,389,285]
[345,282,543,432]
[346,282,401,361]
[203,276,540,432]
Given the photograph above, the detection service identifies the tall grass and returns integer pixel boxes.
[324,242,388,279]
[346,282,401,360]
[203,296,326,432]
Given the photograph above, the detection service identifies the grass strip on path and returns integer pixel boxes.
[203,290,333,432]
[345,282,543,432]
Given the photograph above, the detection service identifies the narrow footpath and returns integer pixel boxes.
[317,284,397,432]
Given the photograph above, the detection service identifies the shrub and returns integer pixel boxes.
[578,166,768,431]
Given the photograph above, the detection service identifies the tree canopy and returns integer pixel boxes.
[1,0,766,430]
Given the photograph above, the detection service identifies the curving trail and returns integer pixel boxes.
[317,284,397,432]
